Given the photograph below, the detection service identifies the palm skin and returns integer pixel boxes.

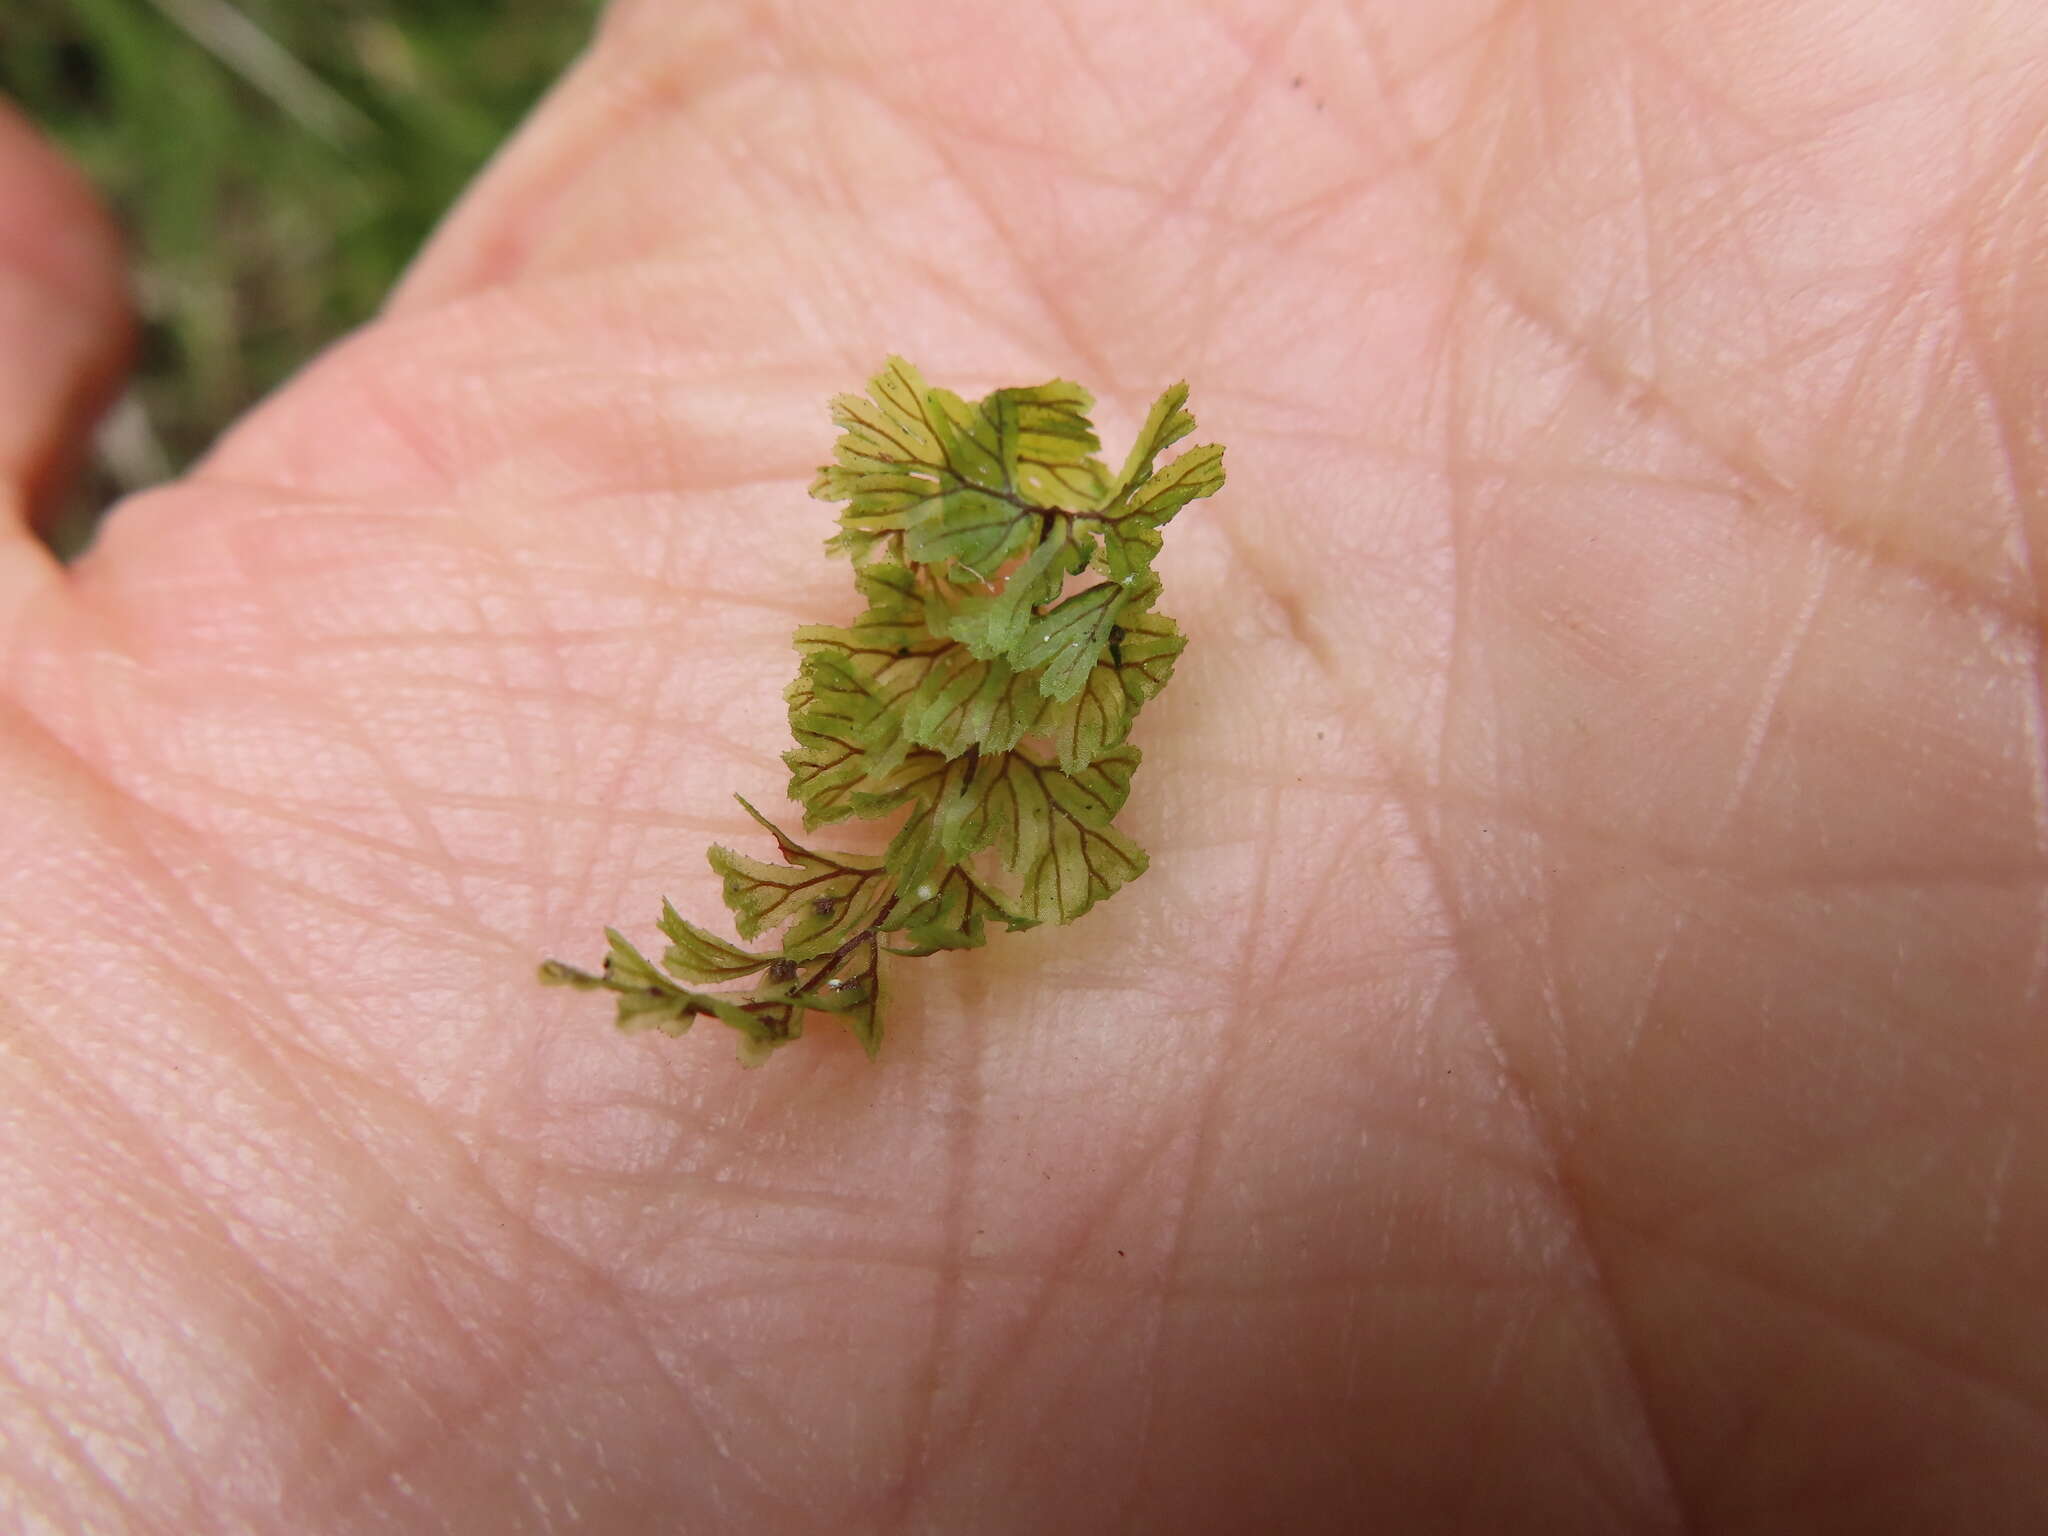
[3,1,2044,1530]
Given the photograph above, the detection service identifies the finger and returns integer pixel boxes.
[0,99,132,565]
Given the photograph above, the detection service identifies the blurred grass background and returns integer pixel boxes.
[1,0,603,550]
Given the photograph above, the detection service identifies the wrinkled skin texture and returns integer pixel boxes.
[3,1,2046,1530]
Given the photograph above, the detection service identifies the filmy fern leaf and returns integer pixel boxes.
[542,359,1225,1062]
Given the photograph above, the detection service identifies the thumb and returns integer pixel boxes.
[0,99,130,601]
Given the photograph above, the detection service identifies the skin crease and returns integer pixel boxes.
[1,0,2044,1528]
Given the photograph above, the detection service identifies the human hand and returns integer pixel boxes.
[3,3,2043,1530]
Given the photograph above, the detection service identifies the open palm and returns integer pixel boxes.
[3,2,2043,1530]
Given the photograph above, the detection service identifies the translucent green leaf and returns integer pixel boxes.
[1038,662,1127,775]
[1125,441,1225,525]
[1013,580,1132,701]
[925,379,1113,512]
[539,930,802,1062]
[1090,383,1226,581]
[783,650,916,826]
[548,361,1223,1063]
[1097,516,1163,584]
[1108,601,1188,692]
[811,358,948,567]
[885,924,983,955]
[1009,382,1113,511]
[968,748,1146,924]
[1111,382,1198,497]
[881,746,1141,910]
[1035,599,1186,767]
[809,360,1023,581]
[993,747,1137,894]
[782,871,894,960]
[877,749,1014,895]
[879,747,1146,924]
[901,648,1051,759]
[538,930,695,1032]
[884,862,1032,955]
[880,795,956,898]
[788,933,883,1059]
[844,749,952,820]
[656,900,775,983]
[792,563,936,665]
[1009,812,1149,925]
[813,359,1115,583]
[1038,744,1140,829]
[789,563,970,817]
[927,385,1009,489]
[707,798,885,954]
[900,486,1035,579]
[940,529,1073,661]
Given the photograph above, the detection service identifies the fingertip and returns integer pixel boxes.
[0,97,134,540]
